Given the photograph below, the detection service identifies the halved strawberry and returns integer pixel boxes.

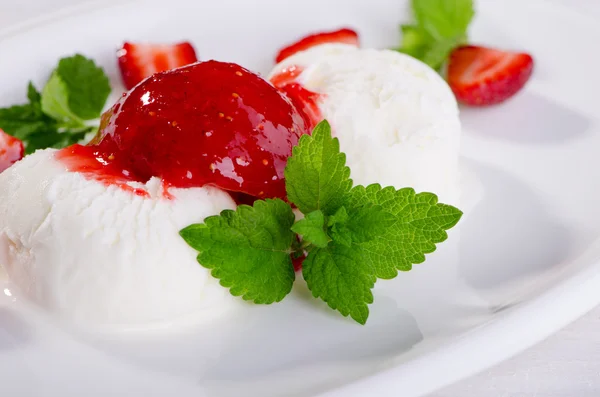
[117,42,198,89]
[275,28,359,63]
[0,129,24,173]
[447,45,534,106]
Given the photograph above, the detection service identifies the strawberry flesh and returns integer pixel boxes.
[447,45,534,106]
[0,129,24,173]
[275,28,359,63]
[270,65,323,130]
[118,42,198,89]
[59,61,311,200]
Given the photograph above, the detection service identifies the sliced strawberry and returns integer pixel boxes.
[0,129,24,173]
[117,42,198,89]
[447,45,534,106]
[270,65,323,130]
[275,28,359,63]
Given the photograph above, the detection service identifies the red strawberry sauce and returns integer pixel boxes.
[57,61,313,200]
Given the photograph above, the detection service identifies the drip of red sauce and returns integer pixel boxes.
[269,65,324,130]
[58,61,311,200]
[57,144,150,197]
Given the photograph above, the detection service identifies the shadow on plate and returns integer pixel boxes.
[460,92,591,145]
[0,307,31,351]
[84,295,422,397]
[458,159,573,298]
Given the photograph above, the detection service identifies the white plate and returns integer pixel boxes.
[1,0,599,396]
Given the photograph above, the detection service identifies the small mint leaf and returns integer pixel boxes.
[0,104,55,140]
[27,82,41,104]
[396,24,430,60]
[285,120,352,216]
[25,128,89,154]
[412,0,474,41]
[0,80,90,153]
[396,0,474,69]
[291,210,330,248]
[328,206,349,227]
[56,54,111,120]
[421,35,465,70]
[180,199,296,304]
[330,224,352,247]
[303,242,375,325]
[41,72,84,126]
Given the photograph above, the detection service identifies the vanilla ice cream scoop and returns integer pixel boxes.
[269,44,462,205]
[0,149,239,327]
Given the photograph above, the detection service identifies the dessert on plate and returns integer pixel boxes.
[0,0,532,326]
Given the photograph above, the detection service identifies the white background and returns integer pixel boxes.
[1,1,599,396]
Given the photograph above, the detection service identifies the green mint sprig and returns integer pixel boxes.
[396,0,475,70]
[0,54,111,153]
[180,120,463,324]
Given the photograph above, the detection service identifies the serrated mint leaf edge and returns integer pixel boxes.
[302,243,375,325]
[179,199,296,305]
[290,210,331,249]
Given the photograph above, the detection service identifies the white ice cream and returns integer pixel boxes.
[269,44,462,205]
[0,149,239,327]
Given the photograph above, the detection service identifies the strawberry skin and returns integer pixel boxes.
[447,45,534,106]
[117,42,198,89]
[0,129,24,173]
[275,28,359,63]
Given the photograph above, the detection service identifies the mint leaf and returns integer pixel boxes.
[397,0,474,69]
[291,210,330,248]
[413,0,474,41]
[421,36,464,70]
[303,242,375,324]
[285,120,352,215]
[327,206,349,227]
[55,54,110,120]
[345,184,462,279]
[41,72,84,126]
[328,204,394,247]
[1,55,111,152]
[180,199,296,304]
[27,82,41,104]
[345,204,395,244]
[0,104,55,140]
[327,206,352,246]
[397,24,429,59]
[330,223,353,247]
[25,128,89,154]
[299,201,395,324]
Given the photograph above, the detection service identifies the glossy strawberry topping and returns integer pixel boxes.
[60,61,311,199]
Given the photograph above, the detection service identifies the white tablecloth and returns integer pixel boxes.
[1,1,599,396]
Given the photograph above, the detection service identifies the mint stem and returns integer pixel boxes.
[291,233,312,257]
